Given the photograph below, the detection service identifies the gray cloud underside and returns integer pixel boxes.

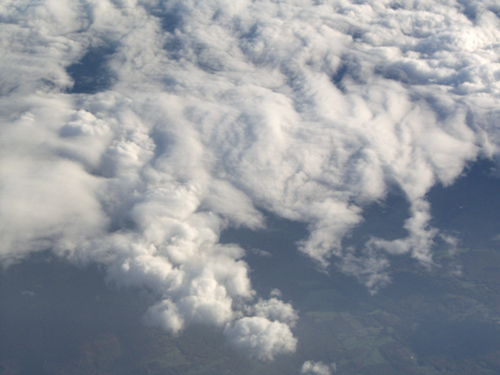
[1,0,500,361]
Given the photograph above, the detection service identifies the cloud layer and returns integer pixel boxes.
[2,0,500,360]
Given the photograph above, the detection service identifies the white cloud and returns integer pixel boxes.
[2,0,500,360]
[301,360,336,375]
[252,297,298,327]
[224,317,297,361]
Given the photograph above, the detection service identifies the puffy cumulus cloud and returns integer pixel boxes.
[301,361,337,375]
[2,0,500,360]
[224,317,297,361]
[0,97,109,264]
[252,297,298,327]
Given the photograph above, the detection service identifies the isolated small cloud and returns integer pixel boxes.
[301,360,336,375]
[251,248,272,258]
[340,248,391,295]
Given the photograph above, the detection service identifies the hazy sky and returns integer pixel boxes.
[1,0,500,365]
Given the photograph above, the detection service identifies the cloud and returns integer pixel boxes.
[301,360,337,375]
[252,297,298,327]
[340,248,391,295]
[2,0,500,360]
[251,248,272,258]
[224,317,297,361]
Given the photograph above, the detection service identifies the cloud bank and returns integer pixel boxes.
[2,0,500,360]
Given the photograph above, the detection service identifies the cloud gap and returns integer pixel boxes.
[66,46,117,94]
